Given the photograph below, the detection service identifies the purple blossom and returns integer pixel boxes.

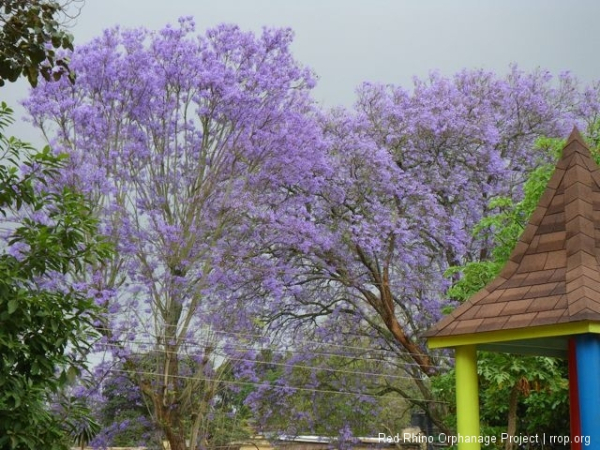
[24,13,600,442]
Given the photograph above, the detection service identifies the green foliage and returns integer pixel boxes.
[432,353,569,445]
[445,260,501,305]
[477,354,568,426]
[0,0,75,87]
[520,377,569,436]
[430,368,457,432]
[0,102,112,449]
[60,396,102,450]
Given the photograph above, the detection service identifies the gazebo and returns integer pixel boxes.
[426,129,600,450]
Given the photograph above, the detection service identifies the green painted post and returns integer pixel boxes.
[455,345,480,450]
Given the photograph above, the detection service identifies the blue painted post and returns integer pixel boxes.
[575,334,600,449]
[568,339,582,450]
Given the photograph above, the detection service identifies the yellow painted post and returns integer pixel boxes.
[455,345,480,450]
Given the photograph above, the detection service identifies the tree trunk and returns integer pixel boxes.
[505,383,520,450]
[165,427,187,450]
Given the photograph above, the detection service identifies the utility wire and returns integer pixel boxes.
[105,367,449,404]
[93,325,455,364]
[92,333,453,371]
[98,342,441,382]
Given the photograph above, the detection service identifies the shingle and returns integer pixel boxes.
[517,253,548,272]
[476,289,504,305]
[555,295,568,310]
[593,209,600,225]
[567,251,598,270]
[533,309,567,326]
[571,308,600,321]
[590,170,600,191]
[523,269,556,285]
[567,285,600,303]
[453,319,484,334]
[538,213,565,234]
[564,196,594,223]
[497,287,532,302]
[544,250,567,270]
[528,206,548,226]
[498,261,519,278]
[566,233,596,257]
[565,181,592,204]
[526,294,562,312]
[567,265,600,283]
[563,164,592,188]
[500,299,533,315]
[547,194,565,216]
[547,168,565,190]
[566,275,600,295]
[570,153,593,169]
[455,305,482,321]
[568,297,589,316]
[504,312,537,329]
[566,215,595,239]
[550,283,567,295]
[484,276,509,292]
[526,283,559,300]
[519,224,539,244]
[509,243,529,264]
[473,302,506,318]
[549,267,567,282]
[498,273,529,289]
[476,316,510,333]
[536,231,566,253]
[538,187,556,208]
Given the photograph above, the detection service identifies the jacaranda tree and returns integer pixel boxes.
[25,16,600,442]
[25,18,324,450]
[226,69,600,434]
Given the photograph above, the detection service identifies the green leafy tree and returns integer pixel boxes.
[477,354,568,447]
[432,357,568,449]
[0,102,112,450]
[59,396,101,450]
[0,0,77,86]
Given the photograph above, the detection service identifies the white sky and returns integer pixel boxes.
[3,0,600,142]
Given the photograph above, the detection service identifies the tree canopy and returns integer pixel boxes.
[23,17,600,447]
[227,68,600,433]
[26,18,320,450]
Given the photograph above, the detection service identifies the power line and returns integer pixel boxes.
[105,367,449,404]
[93,325,455,363]
[92,332,453,372]
[97,342,442,382]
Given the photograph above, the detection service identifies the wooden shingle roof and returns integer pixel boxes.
[426,128,600,356]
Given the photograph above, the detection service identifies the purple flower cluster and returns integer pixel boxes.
[24,17,600,444]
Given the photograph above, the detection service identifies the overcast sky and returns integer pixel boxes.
[4,0,600,140]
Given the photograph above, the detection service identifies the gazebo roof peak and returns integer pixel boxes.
[566,125,586,147]
[427,127,600,356]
